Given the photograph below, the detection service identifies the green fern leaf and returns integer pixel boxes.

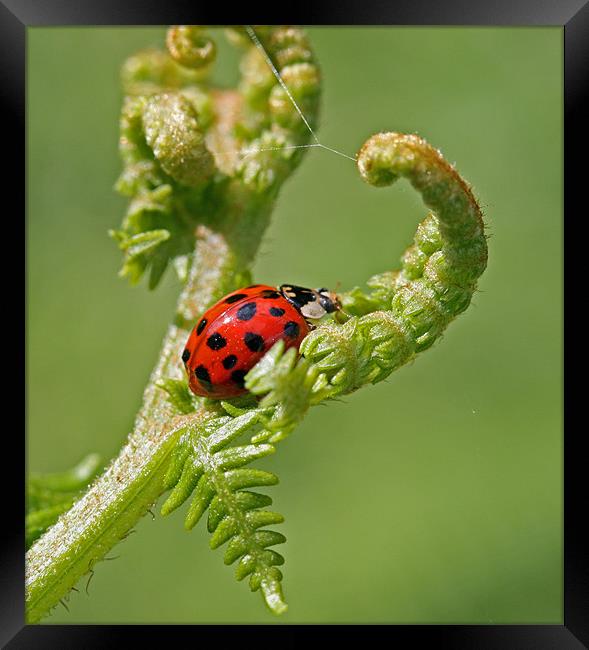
[159,403,287,614]
[157,378,199,414]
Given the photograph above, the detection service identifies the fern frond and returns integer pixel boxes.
[154,130,488,616]
[158,403,287,613]
[27,25,490,622]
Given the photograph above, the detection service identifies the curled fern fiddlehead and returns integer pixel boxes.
[301,132,487,387]
[111,24,321,289]
[239,133,488,444]
[26,27,487,622]
[166,26,217,70]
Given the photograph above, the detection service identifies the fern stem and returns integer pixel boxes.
[25,417,185,623]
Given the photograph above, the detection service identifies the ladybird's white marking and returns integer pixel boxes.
[301,300,327,320]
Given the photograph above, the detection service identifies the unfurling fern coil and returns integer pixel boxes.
[242,133,488,441]
[111,24,321,290]
[25,26,487,623]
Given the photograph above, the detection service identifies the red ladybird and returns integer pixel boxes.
[182,284,340,399]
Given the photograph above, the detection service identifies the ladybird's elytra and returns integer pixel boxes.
[182,283,340,399]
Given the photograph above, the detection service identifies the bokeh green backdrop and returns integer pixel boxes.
[27,27,563,623]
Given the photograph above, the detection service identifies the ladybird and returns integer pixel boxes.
[182,284,340,398]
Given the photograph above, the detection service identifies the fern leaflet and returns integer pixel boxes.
[158,379,288,613]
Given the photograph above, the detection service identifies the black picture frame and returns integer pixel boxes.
[8,1,584,647]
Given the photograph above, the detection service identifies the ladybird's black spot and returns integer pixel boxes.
[194,365,212,389]
[225,293,247,304]
[196,318,207,335]
[182,349,190,363]
[231,369,247,387]
[237,302,257,321]
[244,332,264,352]
[222,354,238,370]
[284,321,300,339]
[260,289,280,299]
[269,306,285,317]
[207,332,227,350]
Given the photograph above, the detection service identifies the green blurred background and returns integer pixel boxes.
[27,27,562,623]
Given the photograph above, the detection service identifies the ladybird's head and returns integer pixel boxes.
[279,284,341,321]
[316,288,341,315]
